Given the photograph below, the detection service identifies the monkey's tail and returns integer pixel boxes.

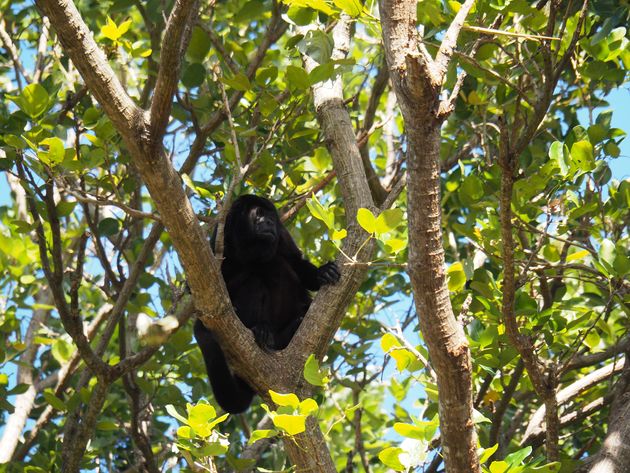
[193,319,255,414]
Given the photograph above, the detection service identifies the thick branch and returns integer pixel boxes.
[149,0,199,141]
[381,1,480,471]
[292,17,375,367]
[380,0,436,93]
[35,0,142,146]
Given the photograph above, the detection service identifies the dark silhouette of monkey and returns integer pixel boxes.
[194,195,340,413]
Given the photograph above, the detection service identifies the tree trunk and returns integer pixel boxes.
[406,122,480,473]
[283,418,336,473]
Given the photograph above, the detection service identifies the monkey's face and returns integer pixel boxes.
[248,205,278,243]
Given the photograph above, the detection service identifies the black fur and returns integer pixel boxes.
[194,195,340,413]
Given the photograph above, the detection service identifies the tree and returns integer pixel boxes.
[0,0,628,472]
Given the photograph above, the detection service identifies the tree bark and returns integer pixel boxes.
[379,0,480,471]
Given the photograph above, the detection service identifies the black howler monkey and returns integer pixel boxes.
[194,195,340,413]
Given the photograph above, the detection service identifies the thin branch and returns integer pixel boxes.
[280,171,337,223]
[0,17,32,84]
[438,16,504,118]
[499,139,559,460]
[62,187,160,222]
[522,358,624,444]
[566,337,630,372]
[199,24,239,74]
[33,17,50,82]
[434,0,477,84]
[552,0,589,83]
[62,381,110,471]
[178,8,287,176]
[18,161,110,377]
[463,25,561,41]
[490,360,525,447]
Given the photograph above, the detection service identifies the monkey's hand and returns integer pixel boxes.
[316,261,341,286]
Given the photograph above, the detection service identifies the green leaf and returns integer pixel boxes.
[380,333,401,352]
[584,331,600,349]
[37,137,65,166]
[549,141,569,176]
[96,420,119,430]
[306,195,334,229]
[587,124,607,144]
[309,62,335,85]
[489,460,509,473]
[599,239,616,267]
[390,347,422,372]
[272,414,306,435]
[166,404,188,424]
[542,244,560,263]
[52,339,74,364]
[248,429,278,445]
[299,30,333,65]
[187,27,211,62]
[566,249,590,262]
[101,17,131,41]
[197,437,229,456]
[304,354,328,386]
[57,201,77,218]
[3,134,27,149]
[447,262,467,291]
[19,275,36,285]
[221,72,251,92]
[269,390,300,408]
[286,65,310,90]
[9,83,50,119]
[188,403,217,424]
[375,208,403,235]
[43,389,67,411]
[287,6,315,25]
[393,422,424,440]
[357,208,377,233]
[298,398,318,416]
[378,447,405,471]
[459,174,484,204]
[177,425,194,438]
[332,0,362,16]
[8,383,30,395]
[289,0,335,16]
[504,445,532,466]
[384,237,407,254]
[234,0,266,21]
[570,140,595,174]
[98,218,120,237]
[256,66,278,86]
[473,408,492,424]
[182,63,206,89]
[332,229,347,241]
[207,413,229,431]
[479,443,499,463]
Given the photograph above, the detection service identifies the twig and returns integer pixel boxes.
[463,25,561,41]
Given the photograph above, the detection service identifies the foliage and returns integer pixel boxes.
[0,0,628,471]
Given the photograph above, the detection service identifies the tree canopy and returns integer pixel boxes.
[0,0,628,472]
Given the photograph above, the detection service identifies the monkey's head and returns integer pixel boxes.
[224,195,280,263]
